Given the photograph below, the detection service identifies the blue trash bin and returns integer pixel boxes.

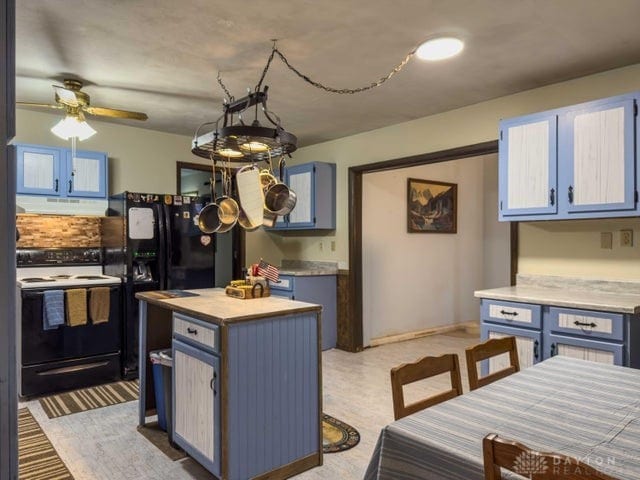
[149,349,172,432]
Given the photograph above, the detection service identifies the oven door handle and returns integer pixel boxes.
[36,361,110,376]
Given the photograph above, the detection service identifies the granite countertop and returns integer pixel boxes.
[475,275,640,314]
[136,288,321,325]
[278,260,339,276]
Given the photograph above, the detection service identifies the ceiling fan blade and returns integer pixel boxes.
[16,102,64,110]
[84,106,148,121]
[53,85,79,106]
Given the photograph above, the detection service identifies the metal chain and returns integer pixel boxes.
[217,71,233,102]
[218,42,418,99]
[272,46,417,94]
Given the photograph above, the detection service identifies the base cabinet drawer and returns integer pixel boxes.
[172,339,221,478]
[547,307,624,341]
[481,323,542,376]
[173,312,219,353]
[545,333,623,366]
[481,299,542,329]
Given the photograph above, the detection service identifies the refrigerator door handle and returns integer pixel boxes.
[156,203,167,290]
[163,204,173,290]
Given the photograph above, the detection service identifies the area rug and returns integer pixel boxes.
[322,413,360,453]
[39,380,138,419]
[137,421,186,461]
[18,408,74,480]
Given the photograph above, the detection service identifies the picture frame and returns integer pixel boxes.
[407,178,457,233]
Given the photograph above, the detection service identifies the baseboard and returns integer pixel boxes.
[369,321,479,347]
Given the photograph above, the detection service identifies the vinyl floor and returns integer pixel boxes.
[19,330,479,480]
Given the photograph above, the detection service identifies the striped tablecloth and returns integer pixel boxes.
[364,356,640,480]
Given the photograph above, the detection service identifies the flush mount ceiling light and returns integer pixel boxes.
[51,111,97,141]
[192,37,464,162]
[416,37,464,61]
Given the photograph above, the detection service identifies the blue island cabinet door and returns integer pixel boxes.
[560,97,636,215]
[481,323,542,376]
[545,332,623,366]
[498,112,558,220]
[172,340,221,478]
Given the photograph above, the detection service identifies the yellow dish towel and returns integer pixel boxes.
[65,289,87,327]
[89,287,111,324]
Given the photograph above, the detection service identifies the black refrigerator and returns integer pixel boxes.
[105,192,215,379]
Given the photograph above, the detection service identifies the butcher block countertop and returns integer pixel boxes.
[136,288,321,325]
[474,275,640,315]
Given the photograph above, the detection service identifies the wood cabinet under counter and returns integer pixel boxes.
[136,288,323,480]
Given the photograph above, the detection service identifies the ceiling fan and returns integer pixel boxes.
[17,78,148,140]
[18,78,148,120]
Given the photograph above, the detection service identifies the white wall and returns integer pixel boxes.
[13,109,204,195]
[362,154,506,345]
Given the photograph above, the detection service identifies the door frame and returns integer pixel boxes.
[346,140,517,352]
[1,0,17,478]
[176,161,245,280]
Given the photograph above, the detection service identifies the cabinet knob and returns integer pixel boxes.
[549,188,555,206]
[550,343,557,356]
[533,340,539,360]
[54,179,59,192]
[568,186,574,204]
[187,327,198,335]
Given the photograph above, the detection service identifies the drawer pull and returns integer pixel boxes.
[550,343,556,356]
[533,340,539,360]
[500,310,519,317]
[574,320,597,328]
[187,327,198,335]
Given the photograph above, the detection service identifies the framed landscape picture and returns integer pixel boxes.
[407,178,457,233]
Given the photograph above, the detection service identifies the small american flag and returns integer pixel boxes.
[257,259,280,283]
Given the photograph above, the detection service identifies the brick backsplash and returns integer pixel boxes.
[17,214,102,248]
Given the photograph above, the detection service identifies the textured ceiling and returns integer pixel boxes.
[15,0,640,146]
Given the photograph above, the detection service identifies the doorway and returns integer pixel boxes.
[176,161,244,286]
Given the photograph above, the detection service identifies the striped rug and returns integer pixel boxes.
[18,408,74,480]
[39,380,139,419]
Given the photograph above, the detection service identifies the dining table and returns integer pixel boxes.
[364,356,640,479]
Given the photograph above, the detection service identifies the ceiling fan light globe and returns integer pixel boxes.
[51,115,96,141]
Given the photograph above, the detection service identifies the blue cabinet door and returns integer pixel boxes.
[560,97,636,214]
[65,149,108,198]
[499,112,558,219]
[172,339,221,478]
[481,323,542,375]
[286,163,317,229]
[545,332,623,366]
[16,144,63,196]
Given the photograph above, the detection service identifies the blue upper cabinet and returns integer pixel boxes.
[499,92,638,221]
[16,143,108,199]
[16,144,63,196]
[269,162,336,231]
[498,112,558,220]
[65,149,108,198]
[560,97,636,216]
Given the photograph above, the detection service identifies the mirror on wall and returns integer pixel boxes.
[176,161,244,286]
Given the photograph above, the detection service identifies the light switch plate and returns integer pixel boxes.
[621,229,633,247]
[601,232,613,249]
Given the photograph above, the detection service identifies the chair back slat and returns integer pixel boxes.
[466,337,520,391]
[390,353,463,420]
[483,434,618,480]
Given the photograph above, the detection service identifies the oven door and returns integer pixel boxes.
[21,285,122,365]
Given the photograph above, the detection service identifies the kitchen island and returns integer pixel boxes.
[136,288,323,480]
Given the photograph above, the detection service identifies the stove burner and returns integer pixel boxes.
[74,276,108,280]
[21,278,51,283]
[50,275,72,279]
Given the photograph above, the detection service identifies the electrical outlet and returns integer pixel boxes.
[319,242,324,251]
[331,240,336,251]
[601,232,613,249]
[621,229,634,247]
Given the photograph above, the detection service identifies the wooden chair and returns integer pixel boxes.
[390,353,463,420]
[465,336,520,391]
[483,433,617,479]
